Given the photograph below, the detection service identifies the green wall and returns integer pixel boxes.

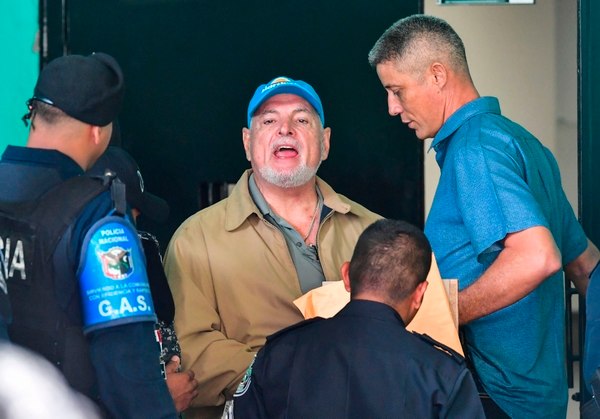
[0,1,38,149]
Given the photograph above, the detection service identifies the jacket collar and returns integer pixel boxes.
[338,299,406,327]
[224,169,354,232]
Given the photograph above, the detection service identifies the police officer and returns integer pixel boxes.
[233,219,485,418]
[89,146,199,413]
[582,262,600,418]
[0,53,177,418]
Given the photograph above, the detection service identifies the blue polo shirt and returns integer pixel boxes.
[425,97,588,418]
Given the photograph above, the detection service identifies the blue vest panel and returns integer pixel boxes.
[78,216,156,334]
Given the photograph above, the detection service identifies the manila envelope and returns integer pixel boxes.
[293,255,463,356]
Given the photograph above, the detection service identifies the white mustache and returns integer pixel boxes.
[271,136,301,153]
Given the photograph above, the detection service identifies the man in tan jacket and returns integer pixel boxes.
[164,76,456,418]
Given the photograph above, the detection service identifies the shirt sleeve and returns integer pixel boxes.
[453,129,549,259]
[89,322,177,418]
[163,225,256,408]
[543,148,588,265]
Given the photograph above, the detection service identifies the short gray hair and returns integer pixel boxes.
[368,15,470,78]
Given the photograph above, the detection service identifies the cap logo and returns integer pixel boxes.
[261,77,292,94]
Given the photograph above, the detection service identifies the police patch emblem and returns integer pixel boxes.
[234,358,255,398]
[100,246,133,279]
[80,216,156,333]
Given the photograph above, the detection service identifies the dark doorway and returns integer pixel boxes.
[42,0,424,245]
[576,0,600,406]
[579,0,600,243]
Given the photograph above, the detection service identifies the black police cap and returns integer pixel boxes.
[31,52,124,126]
[88,147,170,223]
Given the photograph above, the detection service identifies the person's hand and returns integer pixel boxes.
[165,355,199,412]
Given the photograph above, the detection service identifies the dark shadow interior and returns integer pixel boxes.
[44,0,424,245]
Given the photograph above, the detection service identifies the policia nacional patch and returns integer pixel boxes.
[234,358,256,398]
[78,215,156,334]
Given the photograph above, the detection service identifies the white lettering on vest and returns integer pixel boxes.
[9,240,25,279]
[0,236,26,282]
[97,296,151,318]
[0,252,6,294]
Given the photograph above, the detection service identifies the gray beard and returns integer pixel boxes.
[254,134,325,188]
[259,161,321,188]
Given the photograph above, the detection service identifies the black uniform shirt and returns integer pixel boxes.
[234,299,485,419]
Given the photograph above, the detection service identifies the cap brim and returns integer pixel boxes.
[138,193,170,223]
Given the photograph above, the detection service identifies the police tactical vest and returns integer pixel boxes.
[0,174,121,400]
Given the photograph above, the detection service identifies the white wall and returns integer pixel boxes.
[423,0,578,217]
[555,0,578,212]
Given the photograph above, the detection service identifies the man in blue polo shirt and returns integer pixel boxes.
[369,14,600,418]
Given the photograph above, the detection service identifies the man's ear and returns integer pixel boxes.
[411,280,428,311]
[340,261,351,292]
[90,125,102,145]
[320,127,331,161]
[430,62,448,89]
[242,127,251,161]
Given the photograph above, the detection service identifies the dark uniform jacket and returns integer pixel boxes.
[584,262,600,393]
[234,299,485,419]
[0,146,176,418]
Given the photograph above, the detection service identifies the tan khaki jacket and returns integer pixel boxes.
[164,170,381,418]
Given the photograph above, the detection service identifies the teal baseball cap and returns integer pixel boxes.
[247,76,324,127]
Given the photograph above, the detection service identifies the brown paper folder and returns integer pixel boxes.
[293,254,463,356]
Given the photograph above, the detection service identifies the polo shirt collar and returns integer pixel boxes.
[430,96,501,152]
[248,173,324,227]
[248,172,274,218]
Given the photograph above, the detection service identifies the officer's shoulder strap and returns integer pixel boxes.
[38,174,110,214]
[33,175,116,244]
[265,317,324,344]
[0,175,117,256]
[411,332,466,365]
